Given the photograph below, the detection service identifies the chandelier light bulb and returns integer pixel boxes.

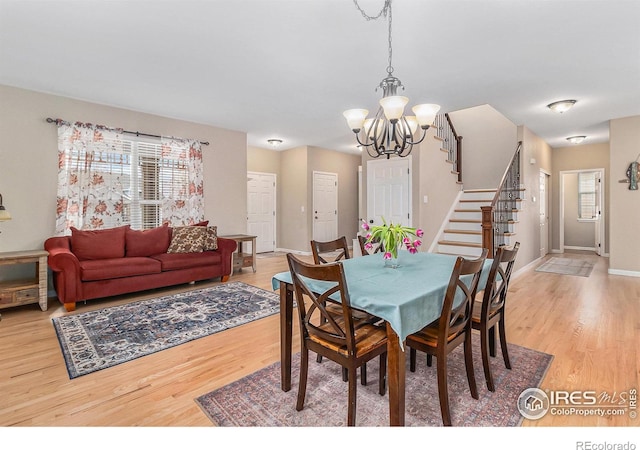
[412,104,441,127]
[343,109,369,131]
[379,96,408,121]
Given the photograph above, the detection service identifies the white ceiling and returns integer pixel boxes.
[1,0,639,154]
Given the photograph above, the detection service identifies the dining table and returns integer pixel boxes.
[272,250,492,426]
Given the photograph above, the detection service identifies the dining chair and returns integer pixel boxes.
[357,234,383,256]
[310,236,351,264]
[286,253,388,426]
[472,242,520,392]
[406,249,488,426]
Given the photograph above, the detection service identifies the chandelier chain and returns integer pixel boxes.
[352,0,394,75]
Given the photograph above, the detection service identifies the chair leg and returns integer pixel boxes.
[296,349,309,412]
[427,354,433,367]
[409,347,417,372]
[464,330,479,400]
[317,354,323,363]
[489,325,497,357]
[360,363,367,386]
[342,367,348,382]
[480,324,495,392]
[378,353,387,395]
[435,353,451,426]
[347,366,358,426]
[499,316,512,369]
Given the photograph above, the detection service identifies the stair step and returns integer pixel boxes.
[464,189,497,193]
[455,209,482,213]
[444,229,481,235]
[450,218,481,223]
[438,240,483,248]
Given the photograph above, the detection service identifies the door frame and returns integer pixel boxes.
[559,168,605,254]
[247,171,277,253]
[539,169,551,257]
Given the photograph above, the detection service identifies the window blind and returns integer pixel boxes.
[578,172,597,220]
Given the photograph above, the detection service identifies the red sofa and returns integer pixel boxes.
[44,223,237,312]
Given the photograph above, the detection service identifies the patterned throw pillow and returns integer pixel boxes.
[204,226,218,251]
[167,226,206,253]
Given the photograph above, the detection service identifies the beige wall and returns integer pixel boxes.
[609,115,640,274]
[279,147,308,252]
[449,104,519,190]
[551,142,610,253]
[516,126,553,271]
[0,84,248,281]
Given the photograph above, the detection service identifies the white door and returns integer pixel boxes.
[312,171,338,242]
[366,157,411,228]
[247,171,276,253]
[539,170,549,257]
[594,171,603,256]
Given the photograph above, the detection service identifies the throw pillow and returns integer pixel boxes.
[70,225,129,260]
[204,226,218,251]
[167,226,206,253]
[125,223,171,257]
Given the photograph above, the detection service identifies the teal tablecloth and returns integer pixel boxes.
[272,251,492,345]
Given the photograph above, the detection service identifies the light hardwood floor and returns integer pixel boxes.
[0,251,638,427]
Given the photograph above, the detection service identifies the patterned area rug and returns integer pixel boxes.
[535,257,595,277]
[195,337,553,427]
[52,281,280,379]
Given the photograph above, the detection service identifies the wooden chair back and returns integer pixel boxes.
[310,236,350,264]
[357,235,383,256]
[479,242,520,322]
[438,249,488,341]
[287,253,357,353]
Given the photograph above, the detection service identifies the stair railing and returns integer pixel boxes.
[481,141,523,257]
[434,113,463,183]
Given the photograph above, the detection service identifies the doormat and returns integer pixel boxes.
[535,257,595,277]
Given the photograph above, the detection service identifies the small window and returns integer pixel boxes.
[578,172,597,220]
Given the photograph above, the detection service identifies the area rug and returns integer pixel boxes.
[195,337,553,427]
[535,257,595,277]
[52,281,280,379]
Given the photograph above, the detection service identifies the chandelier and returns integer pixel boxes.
[343,0,440,159]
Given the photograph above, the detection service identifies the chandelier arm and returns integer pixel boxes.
[405,127,429,146]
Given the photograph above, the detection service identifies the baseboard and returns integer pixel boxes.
[608,268,640,278]
[551,249,563,253]
[512,255,544,280]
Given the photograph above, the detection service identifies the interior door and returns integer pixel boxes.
[366,157,411,227]
[594,171,603,255]
[247,172,276,253]
[539,170,549,257]
[312,171,338,242]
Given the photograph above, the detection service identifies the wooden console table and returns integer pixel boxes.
[0,250,48,313]
[220,234,257,273]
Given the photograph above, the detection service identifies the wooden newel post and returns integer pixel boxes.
[481,205,494,258]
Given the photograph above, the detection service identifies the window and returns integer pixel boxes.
[577,172,597,221]
[55,122,203,235]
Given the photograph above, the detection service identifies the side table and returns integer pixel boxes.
[0,250,49,314]
[220,234,257,273]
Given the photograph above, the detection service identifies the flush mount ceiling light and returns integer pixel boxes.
[343,0,440,159]
[567,135,586,144]
[267,139,283,147]
[547,99,577,113]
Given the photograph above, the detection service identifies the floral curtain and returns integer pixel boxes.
[55,121,127,235]
[55,120,205,235]
[159,136,205,226]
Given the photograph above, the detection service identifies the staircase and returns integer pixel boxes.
[434,188,521,257]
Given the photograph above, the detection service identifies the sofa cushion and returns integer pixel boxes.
[71,226,128,261]
[125,224,171,257]
[167,226,206,253]
[204,226,218,250]
[79,257,162,281]
[152,251,221,271]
